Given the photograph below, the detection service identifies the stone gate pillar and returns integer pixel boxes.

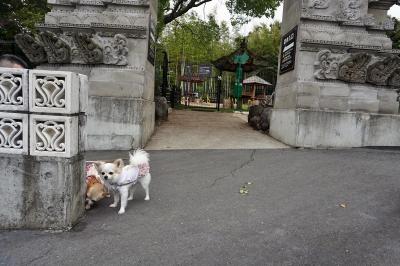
[0,67,87,229]
[16,0,157,150]
[270,0,400,147]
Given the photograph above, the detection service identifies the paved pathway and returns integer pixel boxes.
[146,110,288,150]
[2,149,400,265]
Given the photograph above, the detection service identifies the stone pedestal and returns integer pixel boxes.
[0,155,85,229]
[0,67,86,229]
[16,0,157,151]
[271,0,400,148]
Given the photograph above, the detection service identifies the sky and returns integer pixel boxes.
[194,1,400,35]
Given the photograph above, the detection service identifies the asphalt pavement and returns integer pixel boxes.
[1,148,400,265]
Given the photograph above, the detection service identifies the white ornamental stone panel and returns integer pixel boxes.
[30,114,79,158]
[0,112,29,155]
[29,70,80,114]
[0,68,28,111]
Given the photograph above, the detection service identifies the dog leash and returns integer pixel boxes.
[109,180,138,190]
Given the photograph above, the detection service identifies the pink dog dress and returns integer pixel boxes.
[138,163,150,177]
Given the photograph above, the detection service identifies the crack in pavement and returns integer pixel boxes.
[25,248,52,265]
[208,150,257,188]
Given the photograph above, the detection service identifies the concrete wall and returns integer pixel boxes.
[270,109,400,148]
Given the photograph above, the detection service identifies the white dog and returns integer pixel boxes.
[96,149,151,214]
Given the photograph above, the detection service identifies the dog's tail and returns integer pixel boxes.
[129,149,149,166]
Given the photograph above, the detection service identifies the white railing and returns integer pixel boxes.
[0,68,87,158]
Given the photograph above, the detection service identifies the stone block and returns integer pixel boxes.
[30,114,79,158]
[378,89,398,101]
[297,95,319,109]
[269,109,297,146]
[0,154,85,229]
[271,108,400,148]
[377,89,398,114]
[0,112,29,155]
[78,114,87,153]
[297,110,365,148]
[143,62,156,101]
[0,68,29,112]
[141,100,155,146]
[281,0,301,34]
[378,100,399,115]
[320,96,349,111]
[349,99,380,113]
[78,74,88,113]
[297,53,316,82]
[29,70,80,115]
[320,85,350,97]
[274,85,298,109]
[349,85,378,100]
[297,51,316,66]
[298,82,321,97]
[365,114,400,146]
[88,68,145,98]
[276,70,297,87]
[86,96,144,150]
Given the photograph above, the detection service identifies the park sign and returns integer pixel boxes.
[199,64,212,78]
[147,15,156,66]
[279,26,298,75]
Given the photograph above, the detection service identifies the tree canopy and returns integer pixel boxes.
[387,18,400,49]
[160,0,281,26]
[0,0,49,40]
[156,12,236,86]
[247,21,281,86]
[156,11,282,91]
[1,0,281,40]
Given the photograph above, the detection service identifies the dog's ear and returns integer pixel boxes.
[113,159,124,168]
[93,161,105,171]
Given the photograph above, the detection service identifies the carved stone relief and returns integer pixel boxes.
[314,50,341,79]
[103,34,129,65]
[363,14,376,26]
[39,31,72,64]
[382,17,395,30]
[73,32,103,64]
[367,56,400,85]
[301,0,393,30]
[14,34,48,64]
[15,32,129,66]
[309,0,329,9]
[388,69,400,87]
[338,53,371,83]
[314,49,400,87]
[338,0,362,21]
